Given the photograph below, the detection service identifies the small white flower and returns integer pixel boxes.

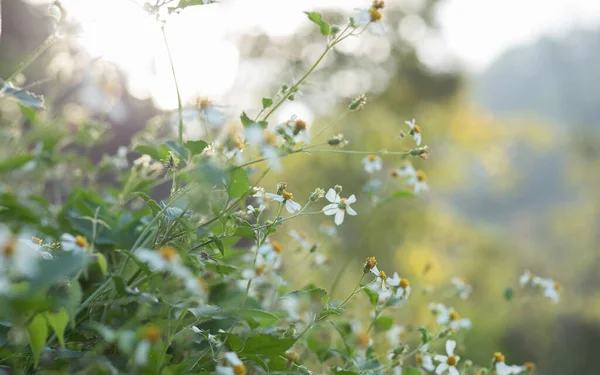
[434,340,461,375]
[405,118,422,146]
[216,352,246,375]
[539,278,561,303]
[257,240,283,263]
[417,344,436,372]
[246,204,265,216]
[322,188,357,225]
[386,324,406,347]
[313,252,330,267]
[435,305,471,332]
[361,155,383,173]
[451,277,473,300]
[60,233,89,253]
[196,98,227,129]
[265,192,302,213]
[0,226,42,278]
[407,170,429,194]
[369,270,400,301]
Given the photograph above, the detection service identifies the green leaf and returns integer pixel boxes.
[168,0,210,13]
[211,236,224,255]
[239,334,295,356]
[28,313,48,367]
[184,140,209,156]
[45,308,69,347]
[387,190,417,201]
[240,111,253,127]
[261,98,273,109]
[19,104,38,123]
[403,368,422,375]
[223,308,279,327]
[1,81,45,109]
[233,222,256,240]
[361,285,379,307]
[95,253,108,276]
[133,144,161,160]
[28,252,89,292]
[374,316,393,332]
[165,140,187,159]
[66,281,82,330]
[305,11,331,36]
[133,192,161,215]
[0,154,33,173]
[228,168,248,198]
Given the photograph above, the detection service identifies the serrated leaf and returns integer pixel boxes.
[0,154,33,173]
[261,98,273,109]
[45,308,69,347]
[0,81,45,109]
[239,334,295,356]
[184,140,209,156]
[95,253,108,276]
[240,111,253,127]
[28,313,48,367]
[228,168,248,198]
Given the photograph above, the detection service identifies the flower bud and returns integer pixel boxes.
[349,94,368,111]
[276,182,287,195]
[310,188,325,202]
[334,185,343,194]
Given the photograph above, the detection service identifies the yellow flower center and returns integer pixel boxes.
[358,330,370,348]
[447,355,457,366]
[373,0,385,9]
[369,7,382,22]
[366,257,377,270]
[378,270,387,279]
[390,170,399,178]
[494,352,505,363]
[294,119,307,130]
[412,124,421,134]
[264,131,277,145]
[234,136,245,150]
[158,246,179,262]
[142,325,162,342]
[255,265,265,276]
[399,278,410,289]
[368,154,377,161]
[416,170,427,182]
[524,362,536,371]
[75,235,89,249]
[416,353,423,365]
[271,240,283,254]
[32,236,43,245]
[554,281,561,291]
[3,236,16,257]
[233,364,247,375]
[287,351,298,363]
[282,191,293,201]
[449,311,460,321]
[197,98,211,109]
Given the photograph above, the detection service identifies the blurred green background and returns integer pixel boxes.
[2,0,600,373]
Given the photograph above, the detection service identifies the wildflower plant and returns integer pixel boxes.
[0,1,558,374]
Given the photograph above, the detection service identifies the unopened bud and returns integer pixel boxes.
[276,182,287,195]
[349,94,368,111]
[310,188,325,202]
[328,134,349,148]
[334,185,342,194]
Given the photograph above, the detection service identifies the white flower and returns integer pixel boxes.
[407,170,429,194]
[322,188,357,225]
[277,114,311,145]
[417,344,436,372]
[134,326,162,367]
[246,204,265,216]
[451,277,473,300]
[386,324,406,347]
[265,192,302,213]
[196,98,227,129]
[245,125,282,171]
[0,226,41,278]
[60,233,89,252]
[361,155,383,173]
[391,163,417,179]
[313,252,330,267]
[435,305,471,332]
[496,361,526,375]
[405,118,422,146]
[215,352,246,375]
[369,270,400,301]
[241,253,270,280]
[257,240,283,263]
[434,340,461,375]
[519,269,545,287]
[288,230,312,251]
[539,278,561,303]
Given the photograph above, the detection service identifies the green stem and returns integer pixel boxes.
[161,24,185,145]
[304,149,411,156]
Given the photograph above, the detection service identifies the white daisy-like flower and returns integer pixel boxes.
[134,325,162,367]
[435,305,472,332]
[0,226,42,278]
[361,155,383,173]
[539,277,561,303]
[215,352,246,375]
[451,277,473,300]
[417,343,436,372]
[278,114,311,145]
[434,340,461,375]
[322,188,357,225]
[391,163,417,179]
[241,253,270,280]
[257,240,283,263]
[519,269,545,287]
[395,276,412,300]
[369,270,400,301]
[407,170,429,194]
[494,353,527,375]
[405,118,422,146]
[196,98,227,129]
[313,252,330,267]
[288,229,312,251]
[265,191,302,213]
[246,204,266,216]
[60,233,89,253]
[386,324,406,347]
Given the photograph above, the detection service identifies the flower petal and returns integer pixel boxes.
[446,340,456,355]
[448,366,459,375]
[346,206,357,216]
[346,194,357,204]
[323,204,338,215]
[286,200,302,213]
[325,189,338,203]
[265,193,283,202]
[435,363,448,374]
[334,210,345,225]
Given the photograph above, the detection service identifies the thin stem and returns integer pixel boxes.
[304,149,411,156]
[161,24,185,145]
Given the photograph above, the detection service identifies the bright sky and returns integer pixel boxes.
[23,0,600,109]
